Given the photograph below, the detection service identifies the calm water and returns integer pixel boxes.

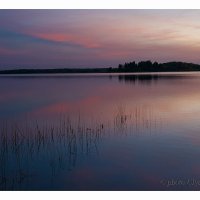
[1,72,200,190]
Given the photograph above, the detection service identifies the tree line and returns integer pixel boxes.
[1,61,200,74]
[117,61,200,72]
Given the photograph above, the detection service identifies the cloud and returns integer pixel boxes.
[1,10,200,68]
[26,32,101,49]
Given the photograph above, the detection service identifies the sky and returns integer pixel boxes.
[1,10,200,69]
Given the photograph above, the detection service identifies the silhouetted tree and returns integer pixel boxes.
[138,60,153,71]
[118,64,123,69]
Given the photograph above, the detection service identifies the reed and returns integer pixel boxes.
[0,107,162,190]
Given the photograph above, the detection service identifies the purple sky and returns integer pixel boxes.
[1,10,200,69]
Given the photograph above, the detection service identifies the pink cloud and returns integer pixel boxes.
[26,32,101,49]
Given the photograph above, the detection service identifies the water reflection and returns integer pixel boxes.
[1,73,200,190]
[0,105,163,190]
[119,74,159,84]
[118,74,188,84]
[113,105,163,136]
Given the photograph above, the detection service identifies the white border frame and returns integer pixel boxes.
[0,0,200,9]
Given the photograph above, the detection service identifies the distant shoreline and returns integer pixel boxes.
[1,61,200,74]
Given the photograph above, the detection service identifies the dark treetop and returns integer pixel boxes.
[1,61,200,74]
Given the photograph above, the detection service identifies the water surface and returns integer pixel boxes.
[1,72,200,190]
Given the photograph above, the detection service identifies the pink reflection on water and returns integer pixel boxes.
[31,95,102,117]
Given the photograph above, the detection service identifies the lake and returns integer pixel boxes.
[1,72,200,190]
